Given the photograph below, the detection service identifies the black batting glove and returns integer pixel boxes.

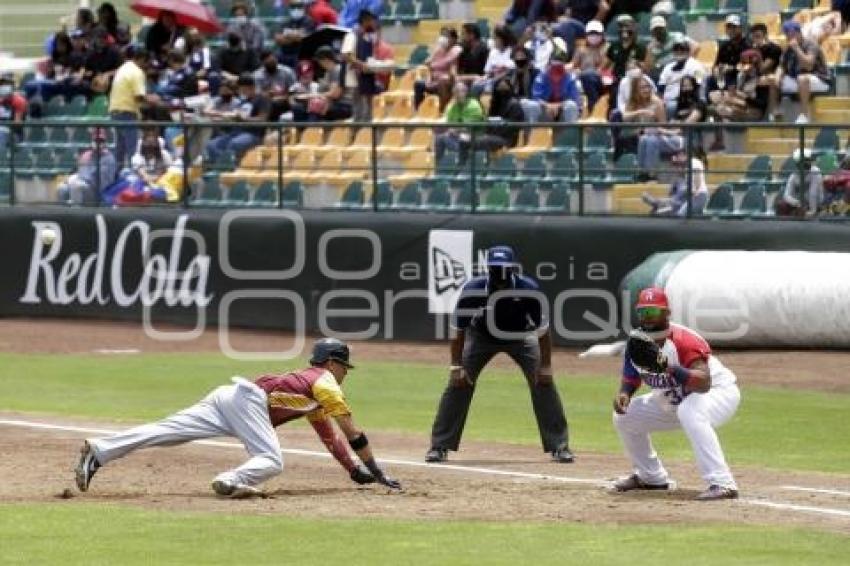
[349,465,376,485]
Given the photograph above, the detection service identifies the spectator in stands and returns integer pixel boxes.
[627,78,681,181]
[255,49,296,120]
[778,20,830,124]
[658,40,706,118]
[705,14,750,112]
[823,155,850,215]
[748,23,782,120]
[219,31,261,83]
[288,60,319,97]
[275,1,316,70]
[95,3,120,44]
[292,46,353,121]
[605,14,647,111]
[131,129,174,184]
[145,10,185,63]
[708,49,768,150]
[570,19,609,114]
[310,0,340,25]
[83,27,123,96]
[804,11,842,44]
[414,27,461,111]
[115,23,133,54]
[461,75,525,158]
[456,23,489,87]
[75,7,96,36]
[553,0,605,54]
[504,0,558,38]
[434,82,484,161]
[526,22,566,74]
[776,149,824,217]
[527,51,581,122]
[56,128,116,205]
[472,24,517,96]
[227,1,266,54]
[23,32,75,107]
[156,50,199,101]
[615,62,656,113]
[109,48,159,171]
[203,81,241,119]
[205,73,270,161]
[641,147,709,216]
[670,75,707,126]
[340,0,383,29]
[341,9,382,121]
[835,1,850,31]
[184,30,215,91]
[512,45,536,98]
[647,16,697,83]
[0,74,27,151]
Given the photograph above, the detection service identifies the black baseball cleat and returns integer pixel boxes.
[695,485,739,501]
[75,440,101,492]
[425,447,448,463]
[551,445,575,463]
[613,473,669,492]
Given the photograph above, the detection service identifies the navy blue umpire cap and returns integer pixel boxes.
[486,245,517,267]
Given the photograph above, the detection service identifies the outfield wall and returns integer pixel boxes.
[2,207,850,347]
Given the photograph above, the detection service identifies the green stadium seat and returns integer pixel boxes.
[66,95,88,117]
[518,153,547,182]
[418,0,439,19]
[732,154,771,191]
[611,153,638,183]
[480,182,510,211]
[0,172,10,201]
[374,181,393,208]
[338,181,366,208]
[542,182,571,212]
[586,127,613,152]
[736,184,767,216]
[251,181,278,207]
[816,152,839,175]
[550,127,580,155]
[86,95,109,118]
[813,128,839,156]
[720,0,747,15]
[551,152,578,181]
[393,182,421,209]
[22,125,49,148]
[393,0,417,24]
[408,45,430,67]
[224,181,252,206]
[584,151,610,182]
[452,184,473,211]
[53,147,78,172]
[477,18,491,39]
[206,150,237,172]
[783,0,814,21]
[486,153,517,182]
[281,181,303,208]
[45,96,66,117]
[424,181,451,209]
[511,184,539,211]
[705,183,734,215]
[194,176,223,205]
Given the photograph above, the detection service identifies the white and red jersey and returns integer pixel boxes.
[623,323,737,394]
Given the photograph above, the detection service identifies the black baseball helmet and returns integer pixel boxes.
[309,337,354,369]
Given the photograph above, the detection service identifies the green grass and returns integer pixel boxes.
[0,352,848,474]
[2,503,848,566]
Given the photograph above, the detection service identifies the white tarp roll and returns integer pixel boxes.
[663,251,850,347]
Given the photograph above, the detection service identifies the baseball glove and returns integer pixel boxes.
[626,330,668,374]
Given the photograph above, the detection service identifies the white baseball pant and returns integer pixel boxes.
[613,383,740,489]
[88,377,283,487]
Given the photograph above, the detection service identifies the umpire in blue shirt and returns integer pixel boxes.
[426,245,573,463]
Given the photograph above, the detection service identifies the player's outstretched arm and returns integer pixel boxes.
[333,414,402,490]
[309,417,376,485]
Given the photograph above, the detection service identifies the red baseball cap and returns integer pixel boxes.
[636,287,669,309]
[298,60,314,76]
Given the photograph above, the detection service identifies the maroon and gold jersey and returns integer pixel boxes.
[255,367,352,427]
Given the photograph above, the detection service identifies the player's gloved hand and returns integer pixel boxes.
[613,392,631,415]
[376,473,402,490]
[350,465,376,485]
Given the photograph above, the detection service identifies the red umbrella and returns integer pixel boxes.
[130,0,224,35]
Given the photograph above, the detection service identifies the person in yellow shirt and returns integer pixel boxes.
[108,48,159,171]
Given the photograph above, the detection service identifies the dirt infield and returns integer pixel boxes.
[1,318,848,533]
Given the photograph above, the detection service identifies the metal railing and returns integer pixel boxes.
[1,118,849,220]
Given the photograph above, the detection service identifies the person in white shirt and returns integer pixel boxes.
[642,148,709,216]
[658,40,706,118]
[617,64,657,113]
[471,24,517,96]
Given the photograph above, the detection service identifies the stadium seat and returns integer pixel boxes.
[816,152,839,175]
[551,127,580,155]
[510,128,552,158]
[517,153,547,182]
[424,181,451,209]
[705,183,734,215]
[338,181,366,208]
[813,128,839,155]
[45,96,66,117]
[393,181,422,209]
[511,184,540,211]
[341,128,374,158]
[586,127,613,152]
[66,95,88,117]
[480,182,510,211]
[408,45,430,67]
[418,0,439,19]
[737,184,768,215]
[584,151,610,183]
[394,1,418,26]
[551,152,578,181]
[487,153,518,182]
[281,181,303,208]
[732,155,772,191]
[49,126,70,147]
[611,153,638,183]
[374,180,393,208]
[223,180,252,206]
[314,127,353,158]
[452,184,473,211]
[86,95,109,119]
[541,182,571,212]
[251,181,278,207]
[289,127,324,153]
[194,176,223,205]
[697,40,718,68]
[413,95,441,121]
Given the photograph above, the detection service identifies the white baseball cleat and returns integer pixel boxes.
[612,473,669,492]
[75,440,101,492]
[211,480,266,499]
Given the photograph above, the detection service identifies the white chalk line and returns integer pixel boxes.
[2,418,849,521]
[780,486,850,498]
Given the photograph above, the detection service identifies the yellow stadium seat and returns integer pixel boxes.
[750,13,780,38]
[822,36,841,65]
[314,127,354,158]
[509,128,553,158]
[697,40,717,68]
[408,128,433,151]
[388,151,434,186]
[412,95,441,121]
[286,149,316,180]
[290,127,324,151]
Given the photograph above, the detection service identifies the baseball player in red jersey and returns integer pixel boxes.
[75,338,401,497]
[612,287,741,500]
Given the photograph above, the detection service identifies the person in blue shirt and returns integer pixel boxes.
[426,245,573,463]
[339,0,384,29]
[526,51,582,122]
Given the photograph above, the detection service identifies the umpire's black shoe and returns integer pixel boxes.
[425,447,448,463]
[551,445,575,463]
